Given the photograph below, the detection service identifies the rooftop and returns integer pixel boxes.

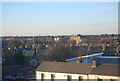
[36,61,92,75]
[90,64,119,76]
[36,61,120,76]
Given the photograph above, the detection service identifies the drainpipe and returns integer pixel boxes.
[87,74,89,81]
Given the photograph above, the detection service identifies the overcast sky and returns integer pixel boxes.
[2,2,118,36]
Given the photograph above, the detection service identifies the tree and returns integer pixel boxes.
[51,45,71,62]
[2,47,15,65]
[3,53,15,65]
[14,50,25,65]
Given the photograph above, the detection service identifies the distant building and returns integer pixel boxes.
[66,53,103,63]
[54,37,60,42]
[66,52,120,64]
[35,61,120,81]
[70,36,82,42]
[22,48,34,56]
[54,36,70,42]
[29,59,39,67]
[22,48,35,65]
[70,35,88,46]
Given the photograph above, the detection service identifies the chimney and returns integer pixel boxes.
[76,56,82,63]
[92,60,97,68]
[76,60,81,63]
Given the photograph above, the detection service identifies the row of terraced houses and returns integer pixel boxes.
[35,61,119,81]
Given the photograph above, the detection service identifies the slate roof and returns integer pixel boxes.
[90,64,120,76]
[36,61,120,76]
[36,61,92,74]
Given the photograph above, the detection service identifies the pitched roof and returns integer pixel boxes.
[36,61,92,74]
[90,64,120,76]
[36,61,120,76]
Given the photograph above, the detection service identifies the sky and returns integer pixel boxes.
[2,2,118,36]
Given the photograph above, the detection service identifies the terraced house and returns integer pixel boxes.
[35,61,120,81]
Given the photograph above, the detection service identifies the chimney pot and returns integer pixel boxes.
[92,60,97,68]
[76,60,81,63]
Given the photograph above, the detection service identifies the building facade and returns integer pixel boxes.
[35,61,120,81]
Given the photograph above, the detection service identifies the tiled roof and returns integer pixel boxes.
[90,64,120,76]
[36,61,120,76]
[36,61,92,74]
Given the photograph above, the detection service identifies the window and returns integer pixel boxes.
[97,78,102,81]
[51,74,55,81]
[79,76,83,81]
[41,73,44,81]
[67,75,72,81]
[110,79,118,81]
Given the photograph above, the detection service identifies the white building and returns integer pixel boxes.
[35,61,120,81]
[36,61,92,81]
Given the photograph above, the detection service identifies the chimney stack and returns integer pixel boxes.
[76,56,82,63]
[76,60,80,63]
[92,60,97,68]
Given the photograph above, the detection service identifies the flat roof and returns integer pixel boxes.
[97,56,120,59]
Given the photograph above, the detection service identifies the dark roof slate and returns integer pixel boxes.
[90,64,120,76]
[36,61,92,74]
[36,61,120,76]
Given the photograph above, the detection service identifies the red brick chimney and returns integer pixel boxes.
[92,60,97,68]
[76,60,81,63]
